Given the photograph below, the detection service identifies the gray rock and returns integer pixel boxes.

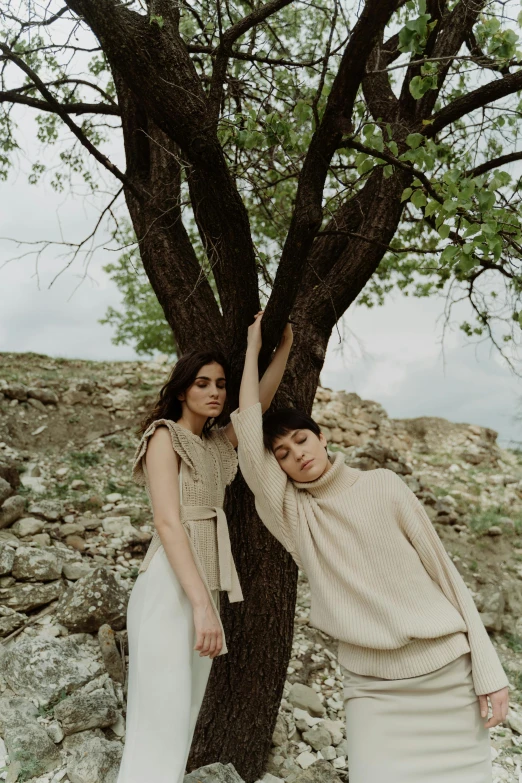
[0,606,27,637]
[66,733,123,783]
[0,578,64,611]
[2,635,103,706]
[0,495,25,529]
[508,710,522,735]
[28,499,65,521]
[54,688,119,735]
[55,567,129,633]
[478,588,505,633]
[27,387,59,405]
[320,746,336,761]
[12,516,46,537]
[45,720,65,743]
[63,561,93,580]
[12,546,63,581]
[0,695,38,733]
[184,763,244,783]
[102,516,139,539]
[0,476,13,505]
[4,723,61,778]
[272,713,288,747]
[289,760,342,783]
[0,530,20,547]
[98,624,125,684]
[3,383,27,401]
[0,542,15,575]
[302,725,332,751]
[287,683,325,717]
[320,719,344,746]
[20,475,47,494]
[334,739,349,758]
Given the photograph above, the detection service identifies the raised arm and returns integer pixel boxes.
[144,428,222,658]
[224,312,292,448]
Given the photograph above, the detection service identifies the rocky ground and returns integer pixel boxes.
[1,351,522,783]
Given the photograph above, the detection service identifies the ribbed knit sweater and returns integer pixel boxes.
[230,403,508,695]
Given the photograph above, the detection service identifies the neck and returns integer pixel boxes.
[176,410,208,437]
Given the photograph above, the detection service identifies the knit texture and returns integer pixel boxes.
[132,418,242,603]
[230,403,508,695]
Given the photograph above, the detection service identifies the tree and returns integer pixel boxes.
[2,1,522,779]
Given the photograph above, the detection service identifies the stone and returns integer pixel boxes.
[0,476,13,504]
[296,751,317,770]
[60,522,85,536]
[66,534,86,551]
[12,546,63,581]
[259,775,284,783]
[3,722,61,778]
[105,493,123,503]
[27,396,46,411]
[0,529,20,547]
[0,460,20,490]
[184,763,244,783]
[28,499,65,521]
[0,605,27,636]
[0,695,38,732]
[77,516,102,530]
[12,516,46,537]
[55,567,129,633]
[334,739,349,758]
[54,688,119,735]
[3,383,27,401]
[20,475,47,494]
[0,579,64,611]
[0,542,15,575]
[302,725,332,751]
[1,636,103,706]
[32,532,51,546]
[64,561,93,580]
[66,732,123,783]
[288,683,325,717]
[290,761,342,783]
[319,746,336,761]
[102,516,139,539]
[71,479,87,490]
[0,495,25,529]
[478,588,505,633]
[98,624,125,684]
[320,720,344,746]
[272,713,288,747]
[62,389,90,406]
[488,526,502,536]
[507,710,522,735]
[46,721,65,743]
[27,387,59,405]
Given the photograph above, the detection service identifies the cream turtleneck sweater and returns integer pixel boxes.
[230,403,508,695]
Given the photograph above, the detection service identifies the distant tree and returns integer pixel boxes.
[2,1,522,779]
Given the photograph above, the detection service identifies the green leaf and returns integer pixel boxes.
[477,190,496,212]
[149,14,164,28]
[438,224,450,240]
[406,133,424,149]
[411,189,427,208]
[424,199,439,217]
[383,165,394,178]
[401,187,413,202]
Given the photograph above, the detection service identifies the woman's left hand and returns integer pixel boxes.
[479,686,509,728]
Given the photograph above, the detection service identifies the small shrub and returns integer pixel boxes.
[70,451,101,467]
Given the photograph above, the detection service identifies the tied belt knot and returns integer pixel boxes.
[181,505,243,603]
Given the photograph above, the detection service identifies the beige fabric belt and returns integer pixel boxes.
[181,505,243,604]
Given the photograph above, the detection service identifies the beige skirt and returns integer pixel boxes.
[342,653,492,783]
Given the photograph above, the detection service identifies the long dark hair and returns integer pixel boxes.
[139,350,229,436]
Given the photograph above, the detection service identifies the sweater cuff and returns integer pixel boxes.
[471,656,509,696]
[230,402,263,442]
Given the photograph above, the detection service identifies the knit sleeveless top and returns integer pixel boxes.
[132,419,243,617]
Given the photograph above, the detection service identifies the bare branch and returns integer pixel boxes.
[465,150,522,178]
[0,90,119,115]
[0,42,139,198]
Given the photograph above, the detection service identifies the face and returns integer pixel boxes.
[178,362,227,420]
[272,428,330,482]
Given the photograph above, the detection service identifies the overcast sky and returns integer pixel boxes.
[1,112,521,448]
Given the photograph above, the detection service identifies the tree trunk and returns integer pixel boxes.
[189,348,324,782]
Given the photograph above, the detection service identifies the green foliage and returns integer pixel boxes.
[70,451,101,467]
[100,226,176,357]
[2,1,522,359]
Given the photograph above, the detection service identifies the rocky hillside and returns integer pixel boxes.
[1,351,522,783]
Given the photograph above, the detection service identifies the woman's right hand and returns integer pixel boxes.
[247,311,263,354]
[193,601,223,659]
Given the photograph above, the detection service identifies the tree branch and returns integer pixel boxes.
[261,0,400,360]
[208,0,296,121]
[465,150,522,178]
[0,42,138,196]
[0,90,119,116]
[426,69,522,136]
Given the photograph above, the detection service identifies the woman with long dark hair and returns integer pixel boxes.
[117,324,293,783]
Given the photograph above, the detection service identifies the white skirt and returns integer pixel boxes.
[117,546,217,783]
[342,653,492,783]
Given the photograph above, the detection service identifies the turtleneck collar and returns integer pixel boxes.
[292,451,360,497]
